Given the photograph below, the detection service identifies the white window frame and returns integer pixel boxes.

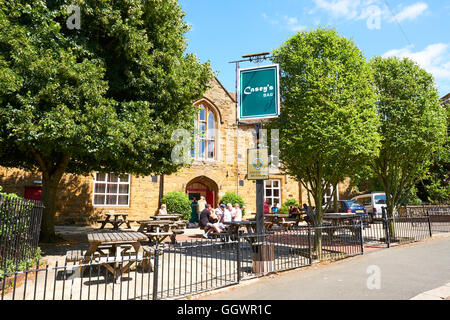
[192,104,217,161]
[93,172,131,207]
[323,184,339,206]
[264,179,281,206]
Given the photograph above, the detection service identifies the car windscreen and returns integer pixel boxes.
[346,201,363,208]
[375,195,386,204]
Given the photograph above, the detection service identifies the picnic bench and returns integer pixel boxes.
[81,230,148,282]
[264,214,295,231]
[304,213,366,236]
[137,220,180,245]
[223,221,264,244]
[97,212,135,230]
[149,214,182,221]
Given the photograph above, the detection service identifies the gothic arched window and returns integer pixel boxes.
[192,104,216,160]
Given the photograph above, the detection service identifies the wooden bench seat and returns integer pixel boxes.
[66,249,85,262]
[140,245,164,271]
[280,221,296,230]
[146,232,173,237]
[95,255,140,264]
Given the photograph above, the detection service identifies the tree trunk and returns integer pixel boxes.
[30,150,71,243]
[313,227,322,259]
[386,204,397,242]
[40,174,61,242]
[312,192,324,258]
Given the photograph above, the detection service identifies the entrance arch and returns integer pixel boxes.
[186,176,219,208]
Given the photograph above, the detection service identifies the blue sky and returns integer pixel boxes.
[179,0,450,97]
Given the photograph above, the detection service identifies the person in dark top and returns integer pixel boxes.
[288,205,300,218]
[199,204,220,239]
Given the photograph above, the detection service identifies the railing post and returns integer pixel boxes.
[359,216,365,255]
[382,207,390,248]
[236,236,241,283]
[307,226,312,265]
[427,210,433,238]
[152,248,160,300]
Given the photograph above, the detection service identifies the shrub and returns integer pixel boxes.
[161,192,191,221]
[280,198,300,215]
[220,192,245,213]
[0,186,21,199]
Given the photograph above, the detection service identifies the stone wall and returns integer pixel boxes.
[0,77,303,224]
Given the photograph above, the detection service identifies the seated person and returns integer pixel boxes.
[216,204,229,230]
[288,205,300,218]
[158,204,167,215]
[264,199,271,214]
[232,203,242,222]
[199,204,220,239]
[222,204,233,223]
[271,201,280,214]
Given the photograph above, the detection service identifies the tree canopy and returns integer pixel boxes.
[0,0,213,240]
[269,28,380,230]
[370,56,447,216]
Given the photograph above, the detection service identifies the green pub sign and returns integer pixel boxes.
[238,64,280,121]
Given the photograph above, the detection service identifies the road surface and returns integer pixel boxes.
[201,235,450,300]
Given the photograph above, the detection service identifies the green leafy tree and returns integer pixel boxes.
[269,28,380,254]
[161,192,191,221]
[417,106,449,203]
[0,0,212,241]
[370,57,447,238]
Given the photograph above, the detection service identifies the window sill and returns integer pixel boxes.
[191,158,217,165]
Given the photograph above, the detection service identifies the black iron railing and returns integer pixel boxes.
[0,195,44,270]
[1,212,449,301]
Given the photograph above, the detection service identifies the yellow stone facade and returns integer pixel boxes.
[0,78,352,225]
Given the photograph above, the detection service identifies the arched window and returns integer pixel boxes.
[192,104,216,160]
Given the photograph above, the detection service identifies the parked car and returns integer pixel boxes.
[326,200,367,215]
[352,193,387,220]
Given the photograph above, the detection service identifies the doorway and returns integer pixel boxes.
[186,176,219,208]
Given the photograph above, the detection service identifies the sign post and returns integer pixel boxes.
[238,64,280,238]
[247,125,269,238]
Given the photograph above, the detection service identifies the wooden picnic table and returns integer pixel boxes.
[223,221,263,244]
[84,230,148,282]
[264,214,294,231]
[137,220,177,245]
[149,214,181,221]
[97,212,133,230]
[287,211,308,225]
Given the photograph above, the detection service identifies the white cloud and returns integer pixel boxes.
[311,0,430,26]
[283,15,307,32]
[382,43,450,80]
[390,2,428,22]
[312,0,361,20]
[262,13,306,32]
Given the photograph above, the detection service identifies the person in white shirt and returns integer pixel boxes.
[233,203,242,222]
[216,204,228,230]
[224,203,234,223]
[158,204,167,215]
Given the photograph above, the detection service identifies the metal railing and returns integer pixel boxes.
[0,213,448,301]
[0,195,44,270]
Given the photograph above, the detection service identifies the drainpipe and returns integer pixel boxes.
[158,175,164,210]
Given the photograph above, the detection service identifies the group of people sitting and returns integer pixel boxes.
[199,203,243,239]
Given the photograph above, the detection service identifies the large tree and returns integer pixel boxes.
[370,57,447,229]
[417,105,449,203]
[0,0,212,241]
[269,28,380,254]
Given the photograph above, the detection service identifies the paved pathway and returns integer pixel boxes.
[201,235,450,300]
